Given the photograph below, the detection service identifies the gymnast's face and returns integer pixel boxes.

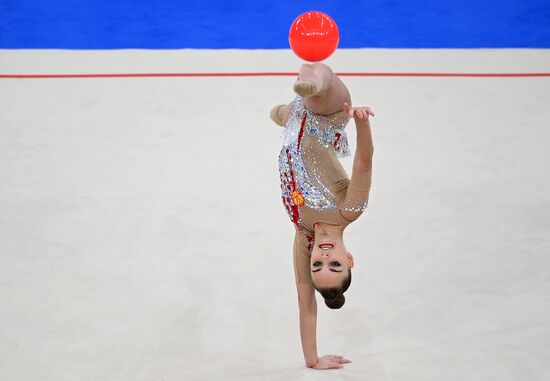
[310,238,354,288]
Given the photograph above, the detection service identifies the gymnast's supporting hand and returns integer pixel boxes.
[309,355,352,370]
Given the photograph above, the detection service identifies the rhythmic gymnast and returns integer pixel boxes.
[270,62,374,369]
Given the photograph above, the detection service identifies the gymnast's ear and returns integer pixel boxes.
[347,252,355,268]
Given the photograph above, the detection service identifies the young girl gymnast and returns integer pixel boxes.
[270,62,374,369]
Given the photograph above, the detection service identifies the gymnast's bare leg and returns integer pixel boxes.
[294,62,351,115]
[270,62,352,126]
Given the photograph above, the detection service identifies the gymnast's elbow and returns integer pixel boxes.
[353,156,373,173]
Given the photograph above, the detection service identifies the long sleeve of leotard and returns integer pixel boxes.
[339,164,372,220]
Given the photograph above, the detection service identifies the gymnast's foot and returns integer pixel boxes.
[293,80,319,97]
[269,104,286,126]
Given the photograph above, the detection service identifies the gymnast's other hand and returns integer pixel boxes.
[343,102,375,124]
[309,354,352,370]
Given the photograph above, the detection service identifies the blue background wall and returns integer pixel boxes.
[1,0,549,48]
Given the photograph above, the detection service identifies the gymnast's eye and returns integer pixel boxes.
[313,261,322,267]
[330,261,341,267]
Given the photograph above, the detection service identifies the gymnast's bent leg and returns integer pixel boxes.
[294,62,351,116]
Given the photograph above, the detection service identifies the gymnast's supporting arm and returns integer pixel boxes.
[293,231,319,367]
[297,282,319,367]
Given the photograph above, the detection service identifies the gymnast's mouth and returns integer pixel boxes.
[319,243,334,250]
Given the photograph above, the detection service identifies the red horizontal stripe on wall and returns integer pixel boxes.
[1,72,550,79]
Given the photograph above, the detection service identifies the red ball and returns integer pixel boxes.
[288,11,339,62]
